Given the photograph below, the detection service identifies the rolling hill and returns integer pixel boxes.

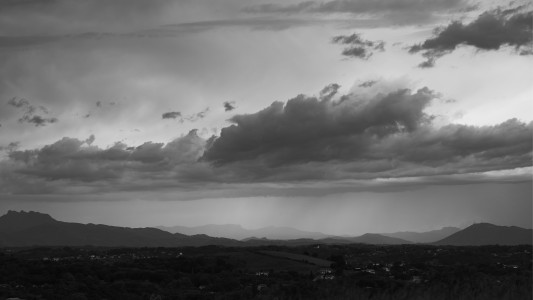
[0,210,242,247]
[380,227,461,243]
[434,223,532,246]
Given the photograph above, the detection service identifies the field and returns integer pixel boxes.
[258,250,333,267]
[207,250,321,272]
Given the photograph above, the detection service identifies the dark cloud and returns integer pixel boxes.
[202,87,437,166]
[332,33,385,59]
[6,97,58,127]
[359,80,377,88]
[7,97,30,108]
[244,0,470,24]
[1,130,205,188]
[202,85,532,181]
[162,111,182,120]
[19,115,58,127]
[319,83,340,101]
[409,7,533,67]
[162,108,209,122]
[1,84,531,195]
[223,101,237,112]
[85,134,95,145]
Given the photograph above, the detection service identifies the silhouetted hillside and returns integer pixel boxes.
[243,234,410,246]
[0,210,56,233]
[381,227,460,243]
[434,223,533,245]
[157,224,330,240]
[0,211,242,247]
[345,233,411,245]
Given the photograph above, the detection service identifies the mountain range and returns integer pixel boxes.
[157,224,461,243]
[156,224,330,240]
[380,227,461,243]
[0,210,241,247]
[0,211,531,247]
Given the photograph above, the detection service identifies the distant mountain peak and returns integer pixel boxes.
[435,222,532,246]
[2,210,56,222]
[0,210,57,233]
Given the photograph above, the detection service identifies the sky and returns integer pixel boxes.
[0,0,531,235]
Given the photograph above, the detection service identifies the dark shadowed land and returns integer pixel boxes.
[0,210,532,299]
[0,244,531,300]
[1,211,531,247]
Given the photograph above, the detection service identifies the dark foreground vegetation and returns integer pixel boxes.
[0,244,531,300]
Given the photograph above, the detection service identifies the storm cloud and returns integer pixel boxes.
[0,130,206,194]
[1,84,531,195]
[202,86,532,180]
[410,7,533,67]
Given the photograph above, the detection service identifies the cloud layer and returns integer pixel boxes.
[2,82,529,195]
[244,0,470,24]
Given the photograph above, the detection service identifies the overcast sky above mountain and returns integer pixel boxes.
[0,0,531,235]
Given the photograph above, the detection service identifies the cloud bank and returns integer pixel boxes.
[1,82,530,196]
[203,88,532,180]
